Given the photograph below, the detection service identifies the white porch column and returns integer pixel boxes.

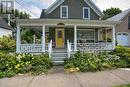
[112,26,116,49]
[16,25,21,53]
[42,25,46,52]
[74,25,77,51]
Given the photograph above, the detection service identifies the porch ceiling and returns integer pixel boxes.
[14,19,121,27]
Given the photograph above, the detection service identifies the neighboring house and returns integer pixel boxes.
[107,9,130,46]
[16,0,119,62]
[0,17,13,37]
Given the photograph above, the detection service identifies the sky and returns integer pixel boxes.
[15,0,130,18]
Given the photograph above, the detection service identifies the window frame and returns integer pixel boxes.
[77,29,95,43]
[83,7,90,19]
[60,5,68,18]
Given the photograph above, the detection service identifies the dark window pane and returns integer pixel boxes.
[62,7,67,17]
[58,31,62,38]
[84,8,89,18]
[128,16,130,29]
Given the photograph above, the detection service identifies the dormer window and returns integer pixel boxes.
[83,7,90,19]
[60,5,68,18]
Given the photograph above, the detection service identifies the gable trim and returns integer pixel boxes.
[45,0,64,14]
[84,0,103,16]
[45,0,103,16]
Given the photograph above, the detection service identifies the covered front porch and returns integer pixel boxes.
[15,19,119,57]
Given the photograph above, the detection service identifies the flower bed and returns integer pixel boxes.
[64,51,122,73]
[0,52,53,78]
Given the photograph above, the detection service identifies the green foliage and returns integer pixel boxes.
[0,36,15,51]
[64,52,121,72]
[0,52,53,78]
[107,37,112,42]
[112,46,130,67]
[0,9,30,28]
[21,28,42,43]
[31,54,53,75]
[102,7,122,20]
[0,71,16,78]
[113,84,130,87]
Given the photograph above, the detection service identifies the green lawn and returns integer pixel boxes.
[113,84,130,87]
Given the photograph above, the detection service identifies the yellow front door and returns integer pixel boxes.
[56,29,64,48]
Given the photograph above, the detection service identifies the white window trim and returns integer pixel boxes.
[83,7,90,19]
[60,5,68,18]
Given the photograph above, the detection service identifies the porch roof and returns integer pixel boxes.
[14,19,121,27]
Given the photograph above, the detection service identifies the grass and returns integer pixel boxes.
[113,84,130,87]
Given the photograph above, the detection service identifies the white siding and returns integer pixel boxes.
[0,28,12,37]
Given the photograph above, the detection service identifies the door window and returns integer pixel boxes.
[58,31,62,38]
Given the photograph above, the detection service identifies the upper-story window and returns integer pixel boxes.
[83,7,90,19]
[60,5,68,18]
[128,16,130,29]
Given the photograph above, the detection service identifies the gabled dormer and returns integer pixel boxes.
[40,0,103,20]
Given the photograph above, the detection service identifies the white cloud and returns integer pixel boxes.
[39,0,54,6]
[15,4,41,18]
[26,5,41,18]
[94,0,130,11]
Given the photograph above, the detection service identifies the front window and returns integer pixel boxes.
[83,7,90,19]
[77,29,95,43]
[60,6,68,18]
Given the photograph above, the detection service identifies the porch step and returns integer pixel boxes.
[53,48,67,53]
[52,57,66,61]
[53,61,64,65]
[52,53,67,57]
[52,49,68,65]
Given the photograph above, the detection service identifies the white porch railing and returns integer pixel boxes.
[48,40,53,58]
[67,40,72,58]
[70,42,113,52]
[20,43,49,53]
[20,44,43,53]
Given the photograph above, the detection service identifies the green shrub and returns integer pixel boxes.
[31,54,53,75]
[0,52,53,78]
[0,70,16,78]
[113,46,130,67]
[0,36,15,51]
[113,84,130,87]
[64,52,121,72]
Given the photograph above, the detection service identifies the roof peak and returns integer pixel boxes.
[44,0,103,16]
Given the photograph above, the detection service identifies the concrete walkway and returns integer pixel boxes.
[0,67,130,87]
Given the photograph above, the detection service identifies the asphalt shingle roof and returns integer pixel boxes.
[107,8,130,21]
[0,17,13,30]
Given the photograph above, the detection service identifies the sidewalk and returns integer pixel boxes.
[0,68,130,87]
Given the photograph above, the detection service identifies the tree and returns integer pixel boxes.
[0,9,30,28]
[102,7,122,20]
[11,9,30,28]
